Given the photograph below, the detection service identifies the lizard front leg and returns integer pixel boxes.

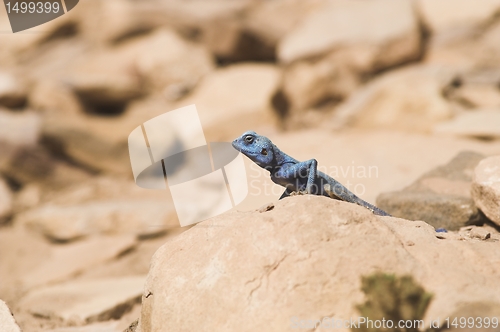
[303,159,318,194]
[276,159,318,194]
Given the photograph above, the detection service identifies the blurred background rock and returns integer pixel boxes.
[1,0,500,331]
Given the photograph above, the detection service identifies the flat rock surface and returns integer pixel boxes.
[138,196,500,332]
[18,276,146,324]
[472,156,500,225]
[21,235,137,289]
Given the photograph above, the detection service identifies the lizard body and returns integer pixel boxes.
[232,131,390,216]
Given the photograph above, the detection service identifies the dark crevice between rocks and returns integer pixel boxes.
[483,217,500,233]
[363,15,431,82]
[40,135,101,175]
[271,89,290,124]
[77,97,130,117]
[38,21,79,45]
[111,26,157,45]
[216,31,276,66]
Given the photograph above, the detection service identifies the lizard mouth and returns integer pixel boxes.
[231,140,241,151]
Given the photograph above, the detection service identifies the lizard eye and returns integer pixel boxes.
[244,135,254,143]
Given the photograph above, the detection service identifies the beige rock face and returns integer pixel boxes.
[435,109,500,139]
[138,196,500,332]
[16,199,176,242]
[19,276,146,324]
[472,156,500,225]
[0,109,40,146]
[0,300,21,332]
[246,0,326,47]
[281,54,360,114]
[331,66,454,132]
[278,0,421,67]
[180,63,281,139]
[21,235,137,288]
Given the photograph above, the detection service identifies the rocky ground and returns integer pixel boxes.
[1,0,500,331]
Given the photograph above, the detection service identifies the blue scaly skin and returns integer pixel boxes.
[232,131,391,216]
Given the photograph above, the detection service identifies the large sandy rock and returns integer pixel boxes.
[0,300,21,332]
[278,0,420,67]
[281,53,360,116]
[245,0,326,48]
[179,63,281,139]
[331,66,454,132]
[423,4,500,69]
[64,28,213,112]
[138,196,500,332]
[377,151,487,230]
[472,156,500,226]
[276,0,421,114]
[17,201,176,242]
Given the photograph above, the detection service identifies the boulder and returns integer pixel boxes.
[64,28,213,113]
[21,235,137,288]
[18,276,146,324]
[179,63,281,139]
[472,156,500,226]
[435,109,500,139]
[281,54,360,116]
[17,200,177,242]
[138,196,500,332]
[0,300,21,332]
[245,0,325,48]
[424,5,500,69]
[134,29,214,96]
[331,66,454,132]
[276,0,422,114]
[377,151,488,230]
[278,0,421,68]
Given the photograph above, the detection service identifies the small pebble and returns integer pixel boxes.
[258,202,274,213]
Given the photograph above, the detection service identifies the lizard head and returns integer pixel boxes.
[232,131,274,167]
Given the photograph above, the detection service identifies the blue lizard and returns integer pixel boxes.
[232,131,391,216]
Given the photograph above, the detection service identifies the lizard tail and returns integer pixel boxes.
[323,184,391,217]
